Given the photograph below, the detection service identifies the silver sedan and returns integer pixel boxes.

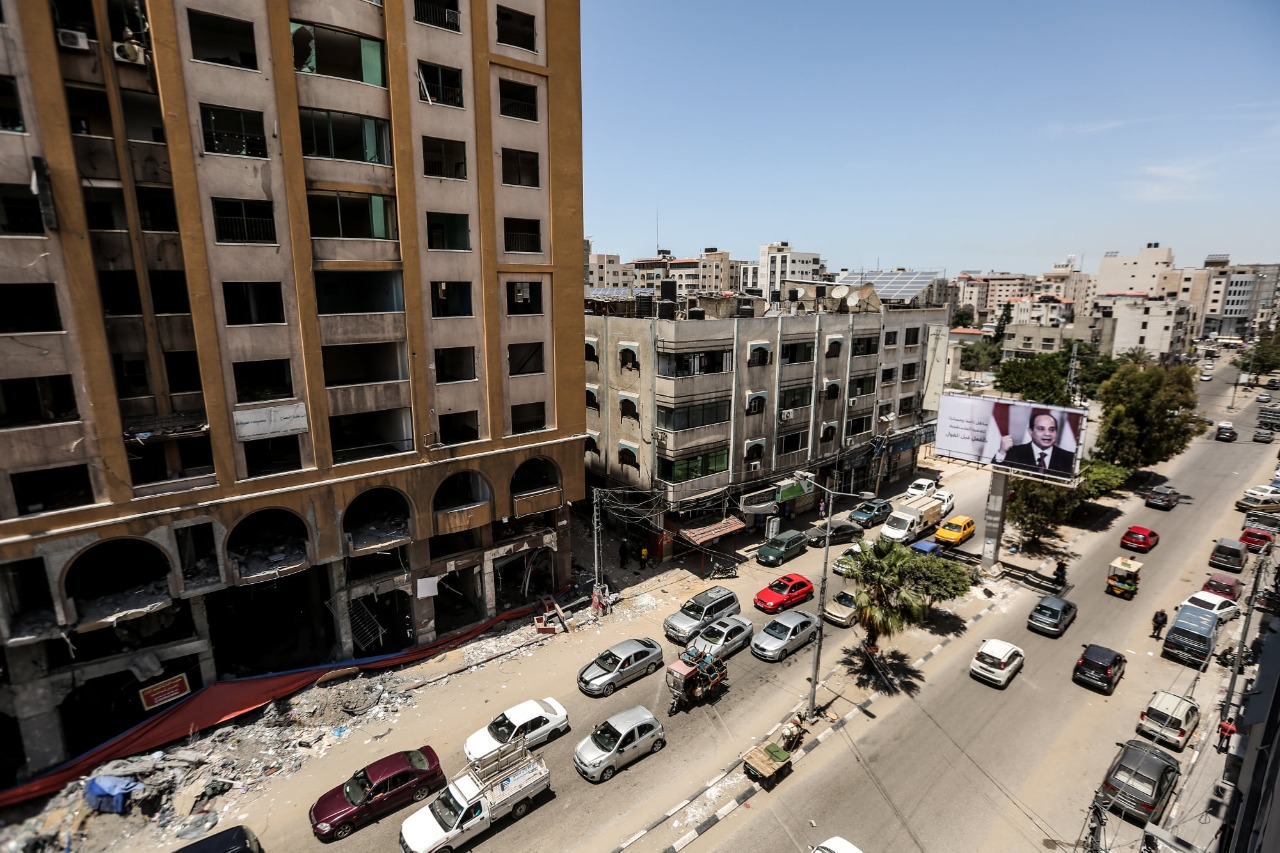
[751,611,819,662]
[687,615,754,659]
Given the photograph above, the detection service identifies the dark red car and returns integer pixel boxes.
[1204,573,1245,602]
[754,573,814,613]
[1239,528,1274,553]
[1120,526,1159,553]
[309,746,444,840]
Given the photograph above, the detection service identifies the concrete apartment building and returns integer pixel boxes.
[587,252,636,290]
[1089,294,1190,361]
[0,0,584,782]
[1096,243,1176,296]
[583,289,946,553]
[759,241,823,296]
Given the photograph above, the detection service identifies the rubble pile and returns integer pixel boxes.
[0,671,426,853]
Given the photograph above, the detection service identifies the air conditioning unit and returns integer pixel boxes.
[779,409,794,422]
[847,396,858,407]
[113,40,146,65]
[58,29,91,51]
[514,282,531,302]
[843,437,857,448]
[747,461,762,471]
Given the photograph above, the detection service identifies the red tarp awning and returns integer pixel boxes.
[680,516,745,546]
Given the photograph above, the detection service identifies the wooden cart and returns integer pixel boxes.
[742,718,805,790]
[1106,556,1143,600]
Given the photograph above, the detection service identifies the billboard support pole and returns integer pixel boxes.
[981,470,1009,571]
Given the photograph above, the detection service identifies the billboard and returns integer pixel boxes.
[935,393,1086,481]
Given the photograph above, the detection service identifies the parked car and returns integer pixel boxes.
[847,499,893,527]
[832,543,869,578]
[933,490,956,517]
[1216,426,1239,442]
[1200,372,1214,382]
[1073,644,1126,695]
[1096,740,1181,823]
[577,638,664,697]
[663,586,740,644]
[822,587,859,628]
[1026,595,1077,636]
[1239,528,1274,553]
[463,698,569,762]
[573,706,664,783]
[969,639,1024,688]
[1261,393,1276,403]
[1137,691,1201,752]
[756,530,808,567]
[812,838,866,853]
[806,519,863,547]
[1144,485,1180,510]
[906,478,938,499]
[1180,590,1240,622]
[1244,484,1280,501]
[751,610,820,661]
[686,615,754,659]
[176,827,262,853]
[1120,525,1159,552]
[935,515,976,546]
[309,747,446,840]
[1204,573,1245,602]
[1236,495,1280,513]
[754,573,814,613]
[1256,429,1276,444]
[1269,378,1280,390]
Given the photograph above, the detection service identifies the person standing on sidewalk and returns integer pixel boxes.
[618,540,629,570]
[1151,609,1168,640]
[1218,717,1237,751]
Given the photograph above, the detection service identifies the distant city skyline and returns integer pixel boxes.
[581,0,1280,276]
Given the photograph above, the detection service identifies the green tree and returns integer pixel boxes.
[1231,332,1280,375]
[1005,478,1080,542]
[994,352,1072,406]
[951,306,975,328]
[902,556,972,613]
[991,302,1013,360]
[1094,364,1205,468]
[1076,351,1119,400]
[1117,346,1154,366]
[960,338,998,374]
[1078,459,1132,497]
[836,539,926,648]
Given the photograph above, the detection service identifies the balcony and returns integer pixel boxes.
[658,470,729,500]
[72,134,119,180]
[318,312,405,346]
[144,232,184,269]
[512,486,562,518]
[327,379,411,417]
[214,216,276,244]
[415,0,461,32]
[434,501,492,535]
[654,371,733,397]
[129,141,171,183]
[156,314,196,351]
[776,449,809,469]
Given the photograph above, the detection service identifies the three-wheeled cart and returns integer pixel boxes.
[742,717,805,790]
[665,647,728,715]
[1106,556,1143,599]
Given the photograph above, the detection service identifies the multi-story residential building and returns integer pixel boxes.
[738,261,760,295]
[1088,294,1191,363]
[583,292,945,552]
[698,248,743,295]
[587,252,637,290]
[1095,243,1176,297]
[759,241,823,297]
[0,0,584,782]
[1009,296,1073,327]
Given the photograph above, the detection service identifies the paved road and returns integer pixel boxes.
[699,377,1275,852]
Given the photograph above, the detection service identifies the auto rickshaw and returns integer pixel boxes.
[1106,556,1143,599]
[665,647,728,715]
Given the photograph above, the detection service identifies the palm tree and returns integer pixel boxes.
[1117,346,1153,367]
[840,539,926,649]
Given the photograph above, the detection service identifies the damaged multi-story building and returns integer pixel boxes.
[0,0,584,784]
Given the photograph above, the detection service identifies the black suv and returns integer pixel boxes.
[1073,644,1126,695]
[1216,426,1238,442]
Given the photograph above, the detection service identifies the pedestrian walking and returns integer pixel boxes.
[1218,717,1237,751]
[618,540,629,570]
[639,547,650,572]
[819,499,826,518]
[1151,608,1168,640]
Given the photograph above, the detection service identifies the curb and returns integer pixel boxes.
[612,584,1017,852]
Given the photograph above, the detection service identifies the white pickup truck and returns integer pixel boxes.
[400,741,550,853]
[880,494,945,544]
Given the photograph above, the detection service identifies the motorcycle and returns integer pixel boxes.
[1217,646,1257,672]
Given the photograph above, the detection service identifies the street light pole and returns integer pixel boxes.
[807,490,837,721]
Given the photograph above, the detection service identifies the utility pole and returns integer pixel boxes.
[1066,341,1079,404]
[1223,549,1270,715]
[807,491,836,721]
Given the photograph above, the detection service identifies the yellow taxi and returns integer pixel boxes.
[935,515,975,546]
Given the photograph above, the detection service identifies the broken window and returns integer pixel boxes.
[149,271,190,314]
[417,61,463,107]
[307,191,397,240]
[0,283,61,332]
[434,347,476,383]
[136,186,178,231]
[503,219,540,252]
[511,402,545,434]
[501,148,538,187]
[212,198,276,244]
[498,79,537,121]
[506,281,542,315]
[321,342,407,387]
[163,351,202,394]
[495,6,536,51]
[426,212,469,250]
[0,375,78,428]
[508,342,544,376]
[423,135,466,179]
[300,107,390,165]
[0,184,44,235]
[330,408,413,463]
[11,463,94,515]
[438,411,479,445]
[0,75,23,132]
[430,280,472,316]
[98,270,141,315]
[175,523,219,587]
[291,22,385,86]
[315,271,403,314]
[200,104,267,157]
[112,353,151,397]
[189,10,257,70]
[242,435,302,477]
[232,359,293,403]
[223,281,284,325]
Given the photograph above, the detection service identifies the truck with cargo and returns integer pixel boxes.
[399,740,549,853]
[880,494,945,544]
[1244,511,1280,536]
[1258,405,1280,430]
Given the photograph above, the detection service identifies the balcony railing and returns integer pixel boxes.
[204,129,267,158]
[214,216,277,244]
[504,231,541,253]
[421,82,463,107]
[415,1,461,31]
[499,97,537,121]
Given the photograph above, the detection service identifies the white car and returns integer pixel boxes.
[813,839,866,853]
[463,697,569,761]
[934,490,955,517]
[1180,591,1240,622]
[1200,373,1214,382]
[1259,394,1274,403]
[969,639,1024,688]
[906,478,937,499]
[1244,485,1280,501]
[687,615,754,659]
[750,611,819,661]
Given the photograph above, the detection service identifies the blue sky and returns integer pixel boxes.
[580,0,1280,276]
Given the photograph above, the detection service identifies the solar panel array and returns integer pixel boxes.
[831,269,942,301]
[1205,254,1231,262]
[586,287,655,298]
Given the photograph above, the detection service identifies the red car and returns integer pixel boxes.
[754,573,814,613]
[1239,528,1274,553]
[1120,526,1159,553]
[1204,573,1245,602]
[309,746,445,840]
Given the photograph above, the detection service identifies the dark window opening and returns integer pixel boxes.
[501,148,538,187]
[498,79,537,121]
[745,395,764,415]
[503,217,541,253]
[902,362,918,381]
[584,436,599,454]
[423,136,466,179]
[200,104,267,157]
[0,283,62,332]
[299,108,390,164]
[618,448,638,469]
[779,385,812,409]
[881,367,896,383]
[747,346,771,367]
[0,375,78,428]
[656,448,728,484]
[904,327,921,346]
[511,402,545,434]
[620,399,639,421]
[825,383,840,400]
[884,330,898,346]
[127,441,173,485]
[434,347,475,383]
[745,443,764,461]
[243,435,302,478]
[177,436,214,476]
[657,349,732,377]
[780,341,814,365]
[656,400,730,431]
[414,0,461,32]
[164,351,202,394]
[438,411,479,445]
[111,353,151,397]
[83,186,125,230]
[821,424,836,442]
[12,463,94,515]
[223,281,284,325]
[417,61,463,107]
[506,281,542,315]
[149,271,190,314]
[291,22,385,86]
[585,343,598,363]
[426,212,469,250]
[0,184,44,235]
[825,340,842,359]
[307,191,397,240]
[0,557,53,622]
[430,280,472,316]
[851,336,879,356]
[495,6,537,51]
[315,271,403,314]
[508,342,544,376]
[330,408,413,463]
[175,523,219,587]
[136,186,178,232]
[619,348,639,371]
[847,415,871,436]
[0,76,23,132]
[322,342,406,387]
[850,374,875,396]
[233,359,293,403]
[585,389,599,411]
[188,11,258,70]
[776,430,808,455]
[212,198,276,243]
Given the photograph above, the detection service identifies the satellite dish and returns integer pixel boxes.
[793,286,807,299]
[846,293,860,308]
[831,285,850,300]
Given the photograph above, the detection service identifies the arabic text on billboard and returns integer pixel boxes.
[934,394,1086,481]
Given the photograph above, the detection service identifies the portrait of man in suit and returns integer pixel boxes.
[994,410,1075,475]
